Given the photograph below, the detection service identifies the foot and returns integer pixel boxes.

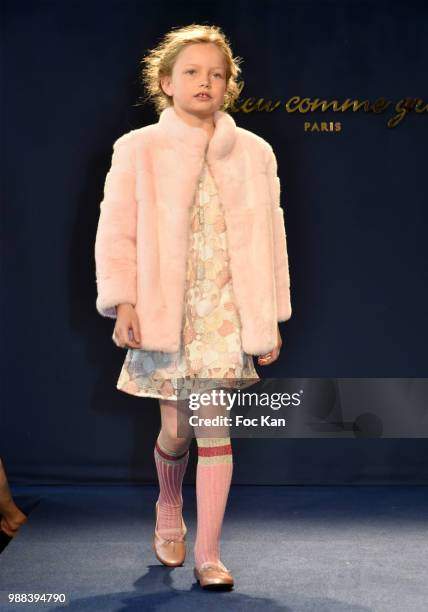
[0,506,27,538]
[194,560,234,589]
[153,500,187,567]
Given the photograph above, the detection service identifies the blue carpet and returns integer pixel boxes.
[0,485,427,611]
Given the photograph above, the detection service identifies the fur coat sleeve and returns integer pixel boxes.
[265,145,292,321]
[94,133,138,318]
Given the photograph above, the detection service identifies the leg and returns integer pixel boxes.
[154,399,193,539]
[193,399,233,571]
[157,398,193,455]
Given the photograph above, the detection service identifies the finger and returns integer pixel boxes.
[131,319,141,345]
[126,328,141,349]
[126,339,141,349]
[112,330,121,347]
[258,345,280,364]
[116,328,129,349]
[128,323,139,348]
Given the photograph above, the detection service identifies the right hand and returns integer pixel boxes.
[113,303,142,349]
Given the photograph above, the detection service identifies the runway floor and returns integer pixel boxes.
[0,485,427,611]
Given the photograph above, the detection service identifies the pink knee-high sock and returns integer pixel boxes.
[194,437,233,569]
[154,435,190,539]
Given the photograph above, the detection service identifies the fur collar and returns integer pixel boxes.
[157,105,238,162]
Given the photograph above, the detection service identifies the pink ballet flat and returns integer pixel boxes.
[194,560,234,589]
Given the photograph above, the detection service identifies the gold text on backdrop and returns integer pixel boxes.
[230,82,427,128]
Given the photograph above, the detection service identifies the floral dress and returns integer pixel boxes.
[116,158,260,401]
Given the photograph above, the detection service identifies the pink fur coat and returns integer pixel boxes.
[94,105,292,355]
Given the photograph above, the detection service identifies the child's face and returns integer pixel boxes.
[161,43,227,118]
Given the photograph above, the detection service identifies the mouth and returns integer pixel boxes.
[194,93,211,99]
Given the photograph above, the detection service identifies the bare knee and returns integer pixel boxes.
[159,428,190,454]
[159,399,191,453]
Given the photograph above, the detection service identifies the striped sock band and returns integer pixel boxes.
[196,437,233,465]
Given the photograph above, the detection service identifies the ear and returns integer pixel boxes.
[160,75,172,96]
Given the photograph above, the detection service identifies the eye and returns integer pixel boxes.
[185,69,196,74]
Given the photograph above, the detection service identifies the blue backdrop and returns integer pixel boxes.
[1,1,427,484]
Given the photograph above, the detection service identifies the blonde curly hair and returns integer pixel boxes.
[138,23,243,115]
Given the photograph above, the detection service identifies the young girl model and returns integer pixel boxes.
[95,24,291,590]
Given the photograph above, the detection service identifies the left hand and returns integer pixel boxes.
[257,326,283,366]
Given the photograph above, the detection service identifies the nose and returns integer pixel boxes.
[199,73,211,87]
